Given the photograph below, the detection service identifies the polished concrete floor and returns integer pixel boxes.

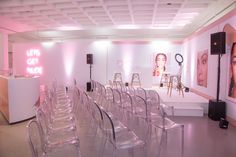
[0,111,236,157]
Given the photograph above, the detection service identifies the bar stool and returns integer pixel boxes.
[167,75,184,97]
[131,73,141,87]
[113,73,123,88]
[113,73,123,83]
[160,72,170,87]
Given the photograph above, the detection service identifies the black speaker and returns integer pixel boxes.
[86,54,93,64]
[86,82,92,92]
[208,99,226,121]
[210,32,226,55]
[219,118,228,129]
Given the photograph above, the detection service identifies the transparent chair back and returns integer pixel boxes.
[27,120,45,157]
[121,92,134,112]
[101,110,145,156]
[135,87,147,100]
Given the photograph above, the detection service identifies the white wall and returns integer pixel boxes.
[13,40,100,89]
[182,11,236,120]
[107,42,182,87]
[12,40,181,89]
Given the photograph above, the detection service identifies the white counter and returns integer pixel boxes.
[0,75,40,124]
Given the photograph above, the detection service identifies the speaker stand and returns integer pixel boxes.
[216,54,221,101]
[87,64,92,92]
[208,54,226,121]
[89,64,92,80]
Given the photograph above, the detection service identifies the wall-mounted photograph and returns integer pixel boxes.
[197,49,208,87]
[228,42,236,99]
[224,23,236,101]
[153,53,168,77]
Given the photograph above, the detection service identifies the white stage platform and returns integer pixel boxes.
[147,87,209,117]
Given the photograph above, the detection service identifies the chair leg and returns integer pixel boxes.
[156,129,165,157]
[74,145,81,157]
[99,138,108,157]
[112,148,117,157]
[181,125,184,157]
[164,129,168,146]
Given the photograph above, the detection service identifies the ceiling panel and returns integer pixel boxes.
[0,0,234,41]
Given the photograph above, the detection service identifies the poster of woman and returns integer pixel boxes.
[153,53,167,77]
[197,50,208,87]
[228,42,236,98]
[223,23,236,100]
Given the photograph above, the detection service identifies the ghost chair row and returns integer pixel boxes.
[85,99,146,157]
[90,80,184,157]
[27,84,82,157]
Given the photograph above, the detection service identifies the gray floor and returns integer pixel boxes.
[0,111,236,157]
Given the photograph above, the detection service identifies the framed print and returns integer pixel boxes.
[227,42,236,102]
[152,52,171,77]
[197,49,208,87]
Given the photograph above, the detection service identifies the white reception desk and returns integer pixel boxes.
[0,75,40,124]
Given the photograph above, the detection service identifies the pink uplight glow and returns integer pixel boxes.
[26,49,43,75]
[62,44,76,83]
[121,46,133,81]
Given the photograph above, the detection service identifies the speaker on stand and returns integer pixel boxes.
[86,54,93,92]
[86,54,93,64]
[208,32,226,121]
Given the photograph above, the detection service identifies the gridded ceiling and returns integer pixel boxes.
[0,0,235,41]
[0,0,220,29]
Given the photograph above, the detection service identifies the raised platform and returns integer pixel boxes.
[147,87,209,117]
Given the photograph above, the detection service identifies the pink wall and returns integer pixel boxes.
[0,31,8,70]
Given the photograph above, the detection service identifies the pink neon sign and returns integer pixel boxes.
[26,49,42,75]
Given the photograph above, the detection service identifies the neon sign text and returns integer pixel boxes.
[26,49,42,75]
[26,49,40,57]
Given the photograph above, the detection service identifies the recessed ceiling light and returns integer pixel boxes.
[57,26,82,30]
[117,25,140,29]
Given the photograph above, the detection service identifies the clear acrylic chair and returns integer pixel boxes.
[120,92,136,129]
[27,119,82,157]
[112,89,126,121]
[105,87,114,102]
[36,108,79,147]
[150,105,184,157]
[49,87,80,120]
[42,98,76,127]
[146,90,160,106]
[132,95,148,120]
[96,90,128,134]
[88,101,104,138]
[97,84,107,105]
[101,109,146,157]
[113,89,122,107]
[126,86,136,97]
[135,87,147,100]
[27,119,45,157]
[120,92,134,112]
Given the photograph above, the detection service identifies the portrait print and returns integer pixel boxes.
[223,23,236,100]
[153,53,168,77]
[228,42,236,98]
[197,50,208,87]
